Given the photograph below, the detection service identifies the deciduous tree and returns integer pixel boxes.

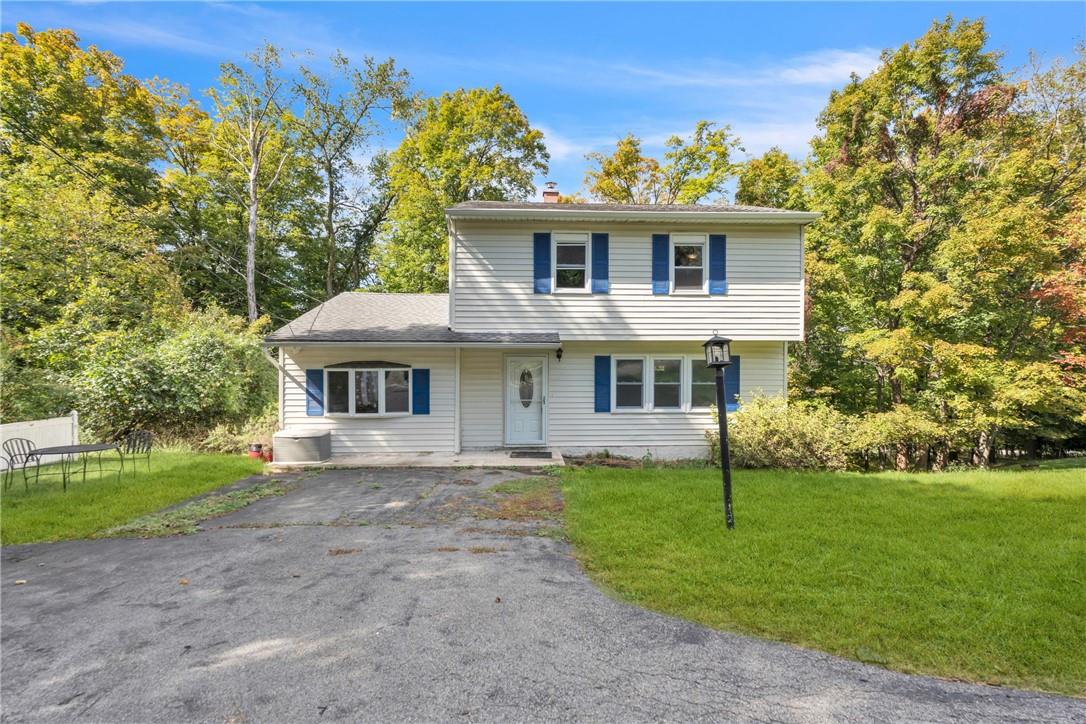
[378,86,548,291]
[584,121,740,204]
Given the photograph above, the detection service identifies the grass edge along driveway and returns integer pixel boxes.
[561,463,1086,696]
[1,451,265,544]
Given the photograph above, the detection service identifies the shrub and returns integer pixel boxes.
[201,403,279,454]
[72,307,275,439]
[706,395,854,471]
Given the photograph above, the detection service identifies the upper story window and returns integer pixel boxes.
[553,232,590,291]
[672,234,707,292]
[325,366,411,416]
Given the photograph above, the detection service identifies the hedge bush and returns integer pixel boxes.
[706,395,854,471]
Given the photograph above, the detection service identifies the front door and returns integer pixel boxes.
[504,355,546,445]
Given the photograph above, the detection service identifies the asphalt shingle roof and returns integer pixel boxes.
[265,292,560,345]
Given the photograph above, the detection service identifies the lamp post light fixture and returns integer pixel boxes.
[703,331,735,529]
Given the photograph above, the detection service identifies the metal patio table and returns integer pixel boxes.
[31,443,121,490]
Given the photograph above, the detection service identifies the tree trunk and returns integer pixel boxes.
[889,375,908,470]
[895,443,910,472]
[933,444,949,471]
[975,429,995,469]
[324,163,337,299]
[246,167,259,323]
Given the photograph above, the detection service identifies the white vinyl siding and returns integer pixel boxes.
[453,341,786,456]
[281,346,456,454]
[452,221,804,340]
[458,348,504,449]
[547,341,786,456]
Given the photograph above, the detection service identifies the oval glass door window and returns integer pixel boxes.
[519,369,534,408]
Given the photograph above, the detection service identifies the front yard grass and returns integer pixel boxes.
[562,462,1086,696]
[1,451,265,544]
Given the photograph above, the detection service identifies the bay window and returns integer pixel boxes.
[325,365,411,416]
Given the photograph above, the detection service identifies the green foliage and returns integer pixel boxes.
[792,19,1086,465]
[70,307,274,439]
[201,402,279,453]
[378,85,549,291]
[294,51,412,297]
[584,121,741,204]
[735,146,806,209]
[706,395,854,471]
[1,23,163,204]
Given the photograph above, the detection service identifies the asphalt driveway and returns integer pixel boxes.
[2,467,1082,723]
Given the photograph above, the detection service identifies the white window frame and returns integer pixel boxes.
[670,233,709,294]
[324,367,412,417]
[687,356,717,410]
[611,355,688,413]
[686,355,740,411]
[552,231,592,293]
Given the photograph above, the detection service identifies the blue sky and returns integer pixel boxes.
[5,2,1083,197]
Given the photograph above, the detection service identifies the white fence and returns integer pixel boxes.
[0,411,80,468]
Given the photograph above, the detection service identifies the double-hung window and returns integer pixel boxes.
[614,358,645,409]
[325,366,411,416]
[554,232,590,291]
[672,234,706,292]
[652,358,682,409]
[613,356,685,411]
[689,361,717,408]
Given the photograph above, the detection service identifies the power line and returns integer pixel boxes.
[1,114,328,312]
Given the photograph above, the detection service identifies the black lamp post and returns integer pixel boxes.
[703,332,735,529]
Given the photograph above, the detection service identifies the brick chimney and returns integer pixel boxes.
[542,181,559,203]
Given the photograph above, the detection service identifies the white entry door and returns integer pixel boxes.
[505,355,546,445]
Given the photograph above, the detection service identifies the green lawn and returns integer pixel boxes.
[562,462,1086,696]
[1,451,265,545]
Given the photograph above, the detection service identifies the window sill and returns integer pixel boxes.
[552,288,593,295]
[611,408,704,414]
[324,412,411,418]
[669,290,710,297]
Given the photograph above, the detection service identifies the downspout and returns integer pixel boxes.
[454,346,462,454]
[260,345,288,429]
[446,213,457,330]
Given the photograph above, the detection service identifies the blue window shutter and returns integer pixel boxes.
[412,369,430,415]
[709,234,728,295]
[725,356,741,411]
[651,234,669,295]
[533,232,552,293]
[591,233,610,293]
[305,369,324,416]
[594,355,611,412]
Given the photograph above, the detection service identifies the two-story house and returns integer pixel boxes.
[265,199,817,463]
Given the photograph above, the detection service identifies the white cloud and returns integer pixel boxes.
[775,49,882,85]
[536,124,599,162]
[610,47,882,90]
[62,18,232,57]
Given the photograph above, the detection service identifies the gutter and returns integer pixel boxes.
[445,208,821,225]
[262,340,562,349]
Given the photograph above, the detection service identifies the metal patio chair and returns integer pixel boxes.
[120,430,153,474]
[2,437,41,491]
